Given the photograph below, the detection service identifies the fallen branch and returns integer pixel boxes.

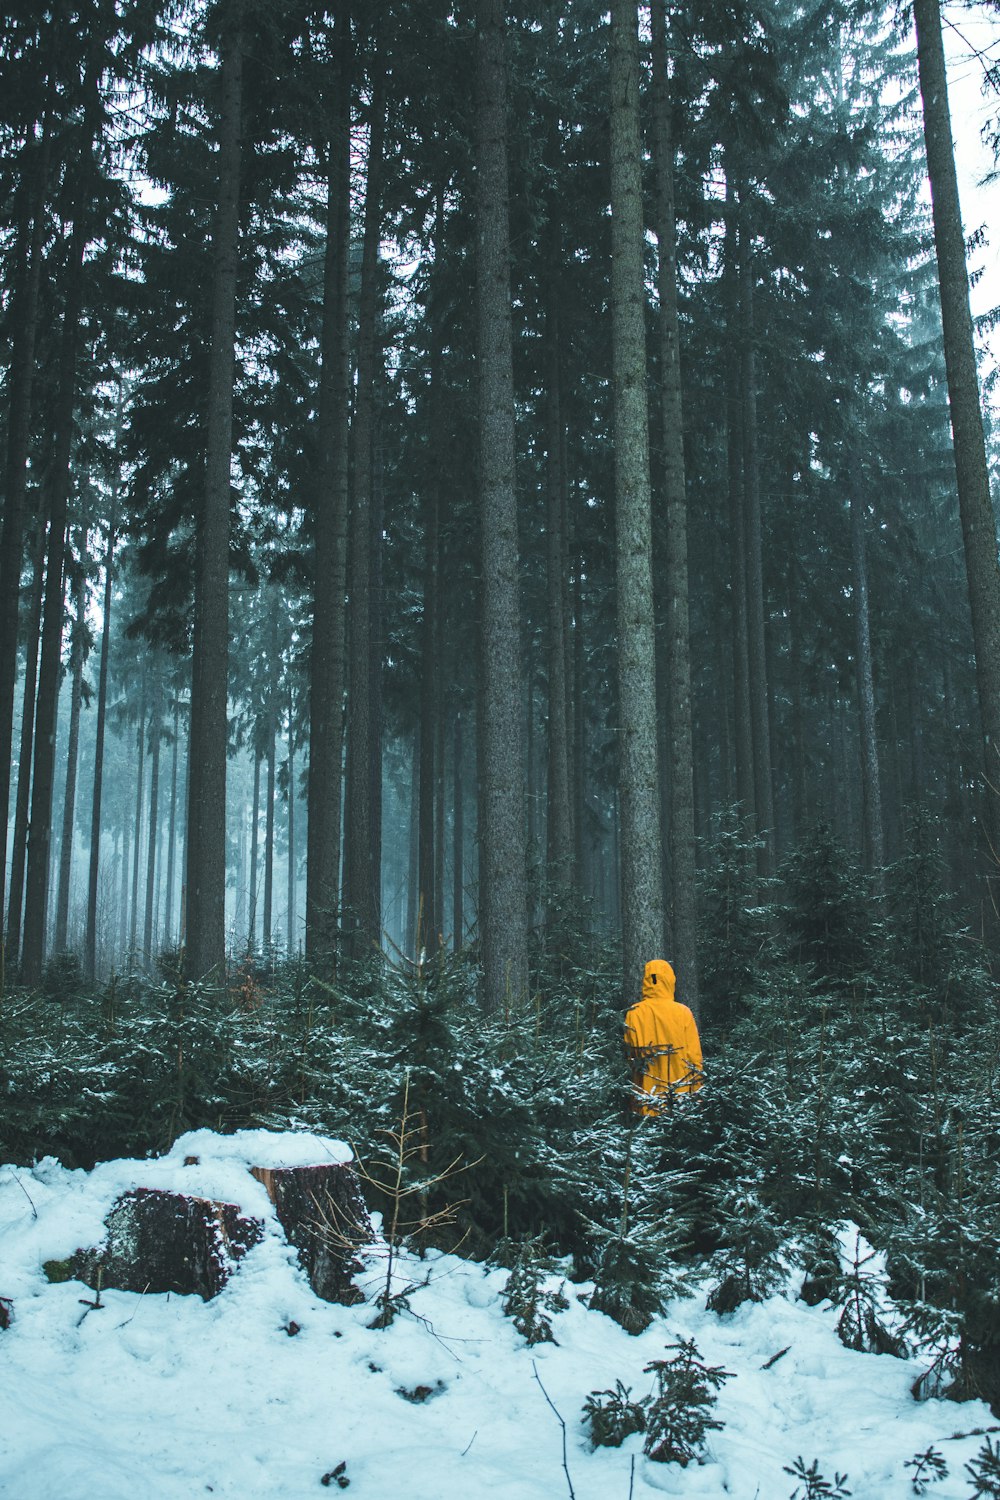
[533,1361,576,1500]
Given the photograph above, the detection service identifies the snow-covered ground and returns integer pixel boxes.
[0,1130,994,1500]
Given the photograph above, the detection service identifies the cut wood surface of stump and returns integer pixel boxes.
[251,1162,372,1305]
[72,1187,264,1300]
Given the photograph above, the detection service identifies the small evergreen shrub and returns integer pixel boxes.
[641,1337,733,1465]
[581,1381,647,1448]
[966,1438,1000,1498]
[904,1446,948,1493]
[501,1237,568,1345]
[783,1456,852,1498]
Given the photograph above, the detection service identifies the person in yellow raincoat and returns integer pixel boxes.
[624,958,703,1113]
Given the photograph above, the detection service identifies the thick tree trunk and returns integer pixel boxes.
[305,0,352,961]
[849,475,885,885]
[651,0,698,1016]
[85,508,116,979]
[6,513,47,964]
[54,569,87,952]
[476,0,529,1014]
[0,74,53,941]
[913,0,1000,849]
[185,13,245,981]
[610,0,665,999]
[263,677,277,950]
[545,298,573,901]
[343,44,386,957]
[417,200,443,953]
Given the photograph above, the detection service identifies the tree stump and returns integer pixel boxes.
[71,1187,263,1300]
[250,1162,372,1305]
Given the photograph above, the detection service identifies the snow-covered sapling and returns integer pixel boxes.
[502,1236,569,1345]
[642,1337,733,1465]
[783,1456,852,1499]
[835,1232,905,1357]
[966,1438,1000,1498]
[904,1445,948,1493]
[581,1381,647,1448]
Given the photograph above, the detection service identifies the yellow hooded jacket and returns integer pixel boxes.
[624,959,703,1110]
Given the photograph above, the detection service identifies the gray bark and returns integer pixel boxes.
[610,0,665,999]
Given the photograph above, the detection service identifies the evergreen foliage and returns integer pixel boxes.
[641,1336,733,1465]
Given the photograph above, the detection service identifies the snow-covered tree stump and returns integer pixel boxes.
[250,1162,371,1305]
[72,1187,264,1300]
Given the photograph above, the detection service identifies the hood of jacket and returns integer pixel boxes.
[641,958,676,1004]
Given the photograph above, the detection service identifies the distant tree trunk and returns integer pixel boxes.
[6,511,47,963]
[129,698,146,963]
[163,696,180,951]
[306,0,352,960]
[263,684,277,950]
[185,11,245,981]
[545,298,573,903]
[476,0,529,1014]
[54,568,87,952]
[248,747,260,949]
[724,178,755,837]
[417,196,443,953]
[610,0,665,999]
[452,711,465,951]
[849,474,885,886]
[118,799,131,967]
[406,727,420,952]
[287,682,296,952]
[651,0,698,1016]
[143,684,162,963]
[739,198,775,877]
[85,505,116,979]
[913,0,1000,848]
[343,38,385,957]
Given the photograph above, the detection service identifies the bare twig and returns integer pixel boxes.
[6,1170,38,1219]
[532,1361,577,1500]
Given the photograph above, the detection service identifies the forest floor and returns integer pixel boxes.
[1,1128,995,1500]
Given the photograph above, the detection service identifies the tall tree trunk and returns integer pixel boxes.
[118,795,130,967]
[54,567,87,952]
[263,678,277,950]
[724,178,755,837]
[417,196,444,953]
[610,0,665,999]
[287,680,296,953]
[129,695,146,963]
[85,501,117,979]
[0,61,54,942]
[739,198,775,877]
[143,683,162,963]
[185,12,245,981]
[476,0,529,1014]
[651,0,698,1016]
[545,298,573,903]
[913,0,1000,849]
[452,711,464,951]
[343,39,385,956]
[850,472,885,885]
[19,203,90,984]
[248,747,260,948]
[306,0,352,960]
[6,513,48,962]
[163,696,180,951]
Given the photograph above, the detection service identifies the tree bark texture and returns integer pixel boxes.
[54,569,87,953]
[610,0,665,999]
[85,503,116,978]
[306,0,352,961]
[849,476,885,884]
[651,0,698,1017]
[185,14,245,981]
[724,182,755,838]
[738,205,776,877]
[343,42,386,957]
[913,0,1000,848]
[475,0,529,1014]
[143,684,162,963]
